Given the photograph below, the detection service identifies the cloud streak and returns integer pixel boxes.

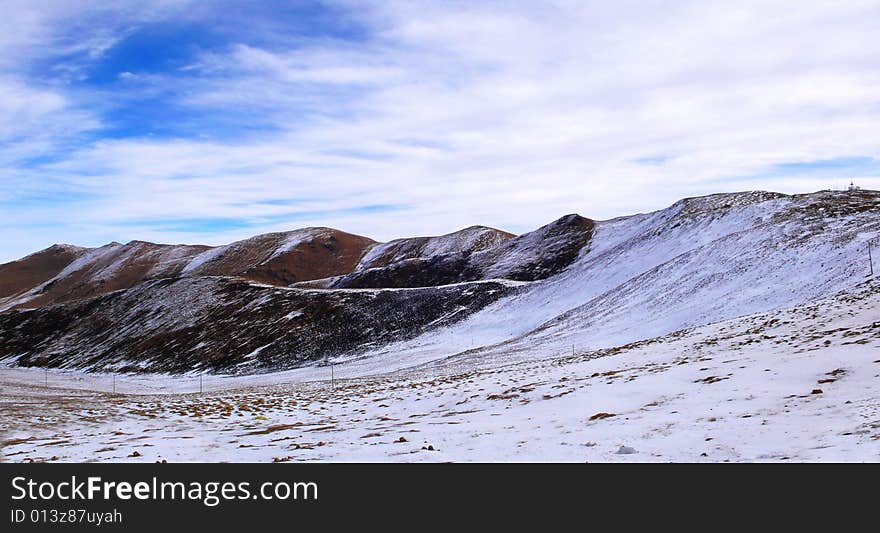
[2,0,880,262]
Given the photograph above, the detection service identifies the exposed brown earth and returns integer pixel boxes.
[0,229,376,311]
[13,242,211,310]
[0,244,86,299]
[194,229,377,285]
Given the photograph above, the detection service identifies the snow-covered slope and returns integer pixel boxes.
[523,191,875,351]
[325,214,593,289]
[4,275,879,462]
[355,225,513,270]
[358,190,880,365]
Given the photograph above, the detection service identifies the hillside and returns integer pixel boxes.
[322,215,593,289]
[0,189,878,374]
[0,244,89,300]
[3,270,879,462]
[0,228,375,312]
[367,189,880,367]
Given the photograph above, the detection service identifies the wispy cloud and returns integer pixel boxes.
[2,0,880,262]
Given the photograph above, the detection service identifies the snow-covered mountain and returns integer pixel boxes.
[1,189,877,374]
[380,189,880,364]
[316,214,593,289]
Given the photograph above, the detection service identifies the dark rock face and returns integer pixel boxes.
[775,189,880,222]
[477,214,595,282]
[356,226,513,270]
[0,277,517,374]
[329,254,475,289]
[330,215,595,289]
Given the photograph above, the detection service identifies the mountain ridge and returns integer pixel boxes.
[0,218,574,310]
[1,188,877,374]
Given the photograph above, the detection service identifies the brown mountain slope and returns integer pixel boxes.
[185,228,376,285]
[0,218,590,311]
[0,244,87,299]
[0,228,377,311]
[15,241,211,309]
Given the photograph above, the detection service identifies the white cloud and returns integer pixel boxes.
[2,0,880,262]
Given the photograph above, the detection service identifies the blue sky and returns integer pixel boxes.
[2,0,880,262]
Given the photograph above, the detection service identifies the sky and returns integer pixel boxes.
[2,0,880,262]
